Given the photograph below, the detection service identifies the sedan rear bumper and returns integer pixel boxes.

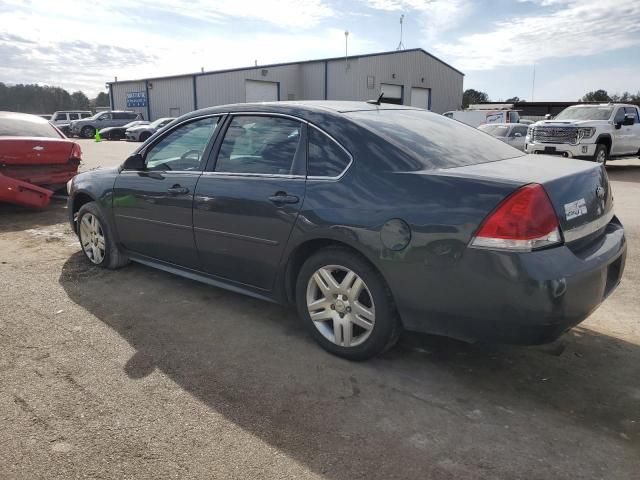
[391,217,626,344]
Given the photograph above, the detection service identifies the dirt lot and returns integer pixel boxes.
[1,139,639,479]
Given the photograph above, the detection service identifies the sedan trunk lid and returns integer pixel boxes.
[439,155,612,243]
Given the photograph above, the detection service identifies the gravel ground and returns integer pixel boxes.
[1,140,638,479]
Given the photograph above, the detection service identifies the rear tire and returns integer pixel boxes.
[77,201,129,269]
[295,247,401,360]
[81,126,96,139]
[593,144,608,166]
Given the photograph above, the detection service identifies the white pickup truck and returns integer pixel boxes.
[525,103,640,164]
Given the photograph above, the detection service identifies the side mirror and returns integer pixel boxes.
[122,153,144,170]
[513,132,522,138]
[623,114,635,126]
[544,114,552,120]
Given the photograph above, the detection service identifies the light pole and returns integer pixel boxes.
[344,30,349,69]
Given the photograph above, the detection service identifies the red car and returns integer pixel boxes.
[0,112,82,208]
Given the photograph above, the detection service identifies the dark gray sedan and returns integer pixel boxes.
[67,101,626,360]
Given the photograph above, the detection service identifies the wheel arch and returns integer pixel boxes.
[281,237,393,307]
[595,134,612,152]
[70,191,96,233]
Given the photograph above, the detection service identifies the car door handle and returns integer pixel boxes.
[167,185,189,195]
[268,192,299,204]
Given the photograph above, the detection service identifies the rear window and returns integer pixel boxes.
[0,117,61,138]
[347,109,523,169]
[479,124,509,136]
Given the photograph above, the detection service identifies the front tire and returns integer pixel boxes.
[139,132,152,142]
[77,202,129,269]
[593,144,608,166]
[295,247,400,360]
[81,126,96,139]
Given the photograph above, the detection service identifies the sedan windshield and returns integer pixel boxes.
[348,109,523,169]
[0,117,61,138]
[554,106,613,121]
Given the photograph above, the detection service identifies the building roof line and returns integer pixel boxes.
[107,48,464,85]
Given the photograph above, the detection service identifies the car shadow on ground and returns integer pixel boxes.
[58,252,640,479]
[606,162,640,184]
[0,197,69,233]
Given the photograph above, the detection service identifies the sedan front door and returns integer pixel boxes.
[193,114,306,290]
[112,115,222,268]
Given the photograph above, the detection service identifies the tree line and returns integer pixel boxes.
[0,83,110,114]
[463,88,640,108]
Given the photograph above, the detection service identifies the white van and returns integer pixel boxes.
[443,104,521,127]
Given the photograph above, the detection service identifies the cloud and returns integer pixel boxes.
[432,0,640,71]
[363,0,470,41]
[0,0,354,94]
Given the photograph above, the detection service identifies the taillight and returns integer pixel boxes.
[471,183,562,252]
[70,143,82,162]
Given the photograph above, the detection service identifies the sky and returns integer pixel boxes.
[1,0,639,101]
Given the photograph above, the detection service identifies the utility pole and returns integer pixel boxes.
[531,63,536,101]
[396,14,405,50]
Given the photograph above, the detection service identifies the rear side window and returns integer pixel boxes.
[0,117,61,138]
[69,113,79,120]
[215,115,302,175]
[347,109,523,169]
[625,107,639,123]
[307,126,351,178]
[81,113,91,118]
[54,113,67,121]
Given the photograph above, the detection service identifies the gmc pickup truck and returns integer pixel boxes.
[525,103,640,165]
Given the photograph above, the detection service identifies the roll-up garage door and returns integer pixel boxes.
[380,83,403,104]
[410,87,431,110]
[245,80,279,102]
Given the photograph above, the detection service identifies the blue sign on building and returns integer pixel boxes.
[126,91,147,108]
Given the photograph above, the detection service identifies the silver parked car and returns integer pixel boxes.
[125,117,175,142]
[70,111,143,138]
[478,123,529,151]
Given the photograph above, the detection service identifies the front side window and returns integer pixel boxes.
[98,113,112,121]
[54,113,67,121]
[307,126,351,177]
[145,116,220,171]
[81,113,91,118]
[614,108,626,124]
[215,115,302,175]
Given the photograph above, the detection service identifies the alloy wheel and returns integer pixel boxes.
[596,148,607,164]
[79,213,106,264]
[306,265,376,347]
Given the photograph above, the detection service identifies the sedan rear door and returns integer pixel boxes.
[193,114,306,290]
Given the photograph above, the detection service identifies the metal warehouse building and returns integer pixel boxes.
[108,49,464,121]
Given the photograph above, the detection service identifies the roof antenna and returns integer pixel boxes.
[396,14,405,50]
[367,92,384,105]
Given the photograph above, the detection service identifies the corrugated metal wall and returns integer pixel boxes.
[109,50,463,117]
[148,76,194,119]
[110,80,147,119]
[196,64,302,108]
[326,50,462,113]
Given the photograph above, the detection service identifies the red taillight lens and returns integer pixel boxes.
[471,183,562,251]
[70,143,82,162]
